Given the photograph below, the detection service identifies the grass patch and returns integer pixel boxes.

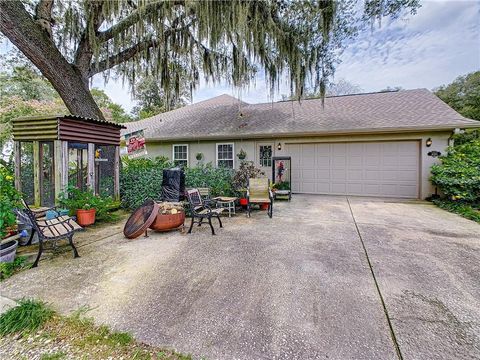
[40,352,66,360]
[0,299,54,335]
[0,304,193,359]
[0,255,30,280]
[433,199,480,223]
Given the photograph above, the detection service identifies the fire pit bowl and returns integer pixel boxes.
[149,210,185,232]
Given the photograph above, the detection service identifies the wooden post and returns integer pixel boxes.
[53,140,62,204]
[14,141,21,193]
[33,141,40,207]
[61,141,68,193]
[114,146,120,201]
[87,143,95,194]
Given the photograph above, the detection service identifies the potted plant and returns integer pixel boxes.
[232,161,264,207]
[237,149,247,160]
[58,186,99,226]
[76,203,96,227]
[195,152,203,161]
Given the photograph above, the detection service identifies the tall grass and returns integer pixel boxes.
[0,299,54,335]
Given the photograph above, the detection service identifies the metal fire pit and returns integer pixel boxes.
[123,199,159,239]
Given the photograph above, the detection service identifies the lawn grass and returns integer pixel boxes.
[433,199,480,224]
[0,302,193,359]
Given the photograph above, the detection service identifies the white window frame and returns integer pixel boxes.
[216,142,235,169]
[172,144,189,167]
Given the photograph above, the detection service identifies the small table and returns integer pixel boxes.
[212,197,237,217]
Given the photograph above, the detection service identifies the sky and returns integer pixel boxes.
[2,0,479,112]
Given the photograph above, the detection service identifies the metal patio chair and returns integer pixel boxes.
[186,189,225,235]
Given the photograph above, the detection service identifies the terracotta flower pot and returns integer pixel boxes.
[260,203,270,210]
[76,209,96,226]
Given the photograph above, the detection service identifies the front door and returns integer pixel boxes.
[257,142,274,179]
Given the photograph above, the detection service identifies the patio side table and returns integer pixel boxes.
[212,197,237,217]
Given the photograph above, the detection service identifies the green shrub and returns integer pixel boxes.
[432,199,480,223]
[0,166,21,238]
[0,299,54,335]
[120,157,236,209]
[120,156,173,209]
[185,163,235,197]
[431,140,480,202]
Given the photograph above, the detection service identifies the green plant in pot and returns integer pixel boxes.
[58,187,99,226]
[237,149,247,160]
[195,152,203,161]
[232,161,264,206]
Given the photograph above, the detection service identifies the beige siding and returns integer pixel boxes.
[143,131,451,199]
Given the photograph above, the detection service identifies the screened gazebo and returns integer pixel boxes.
[12,115,126,207]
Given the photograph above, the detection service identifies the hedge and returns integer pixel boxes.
[430,140,480,203]
[120,157,235,210]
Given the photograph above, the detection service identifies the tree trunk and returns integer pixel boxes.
[0,0,105,120]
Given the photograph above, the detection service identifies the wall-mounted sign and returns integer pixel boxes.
[125,129,147,158]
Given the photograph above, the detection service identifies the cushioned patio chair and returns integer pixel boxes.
[186,189,225,235]
[15,200,81,267]
[247,178,273,218]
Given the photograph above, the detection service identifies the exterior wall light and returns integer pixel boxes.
[277,142,282,151]
[426,138,432,147]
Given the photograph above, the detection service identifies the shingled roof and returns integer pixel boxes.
[123,89,478,140]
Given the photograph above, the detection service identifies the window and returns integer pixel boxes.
[216,143,234,168]
[172,144,188,167]
[259,145,272,167]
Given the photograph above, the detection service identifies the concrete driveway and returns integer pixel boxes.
[1,195,479,359]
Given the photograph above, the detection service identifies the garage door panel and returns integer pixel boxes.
[287,140,419,198]
[331,183,346,193]
[302,182,316,193]
[348,170,363,180]
[346,183,363,193]
[302,169,316,180]
[316,182,331,193]
[317,169,330,180]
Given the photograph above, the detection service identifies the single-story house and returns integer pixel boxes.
[122,89,478,199]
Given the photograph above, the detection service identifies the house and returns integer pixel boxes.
[122,89,478,199]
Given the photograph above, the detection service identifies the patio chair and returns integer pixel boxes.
[186,189,225,235]
[247,178,273,218]
[14,200,81,268]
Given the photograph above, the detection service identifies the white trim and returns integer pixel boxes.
[172,144,189,166]
[216,142,235,168]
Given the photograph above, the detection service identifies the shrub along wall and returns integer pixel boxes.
[120,157,235,210]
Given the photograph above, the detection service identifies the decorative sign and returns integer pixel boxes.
[125,129,147,158]
[272,156,291,188]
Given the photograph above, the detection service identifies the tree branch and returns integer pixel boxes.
[88,20,193,77]
[74,2,105,80]
[88,38,159,77]
[34,0,54,38]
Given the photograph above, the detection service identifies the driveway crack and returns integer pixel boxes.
[346,196,403,360]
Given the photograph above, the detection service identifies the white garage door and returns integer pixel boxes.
[287,141,420,198]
